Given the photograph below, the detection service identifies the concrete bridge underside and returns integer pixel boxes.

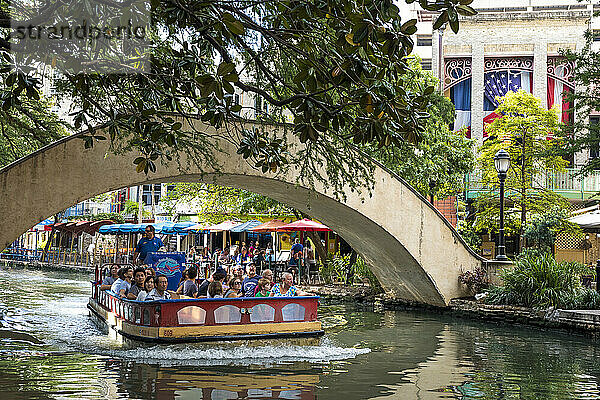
[0,121,484,306]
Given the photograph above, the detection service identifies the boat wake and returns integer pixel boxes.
[97,339,371,367]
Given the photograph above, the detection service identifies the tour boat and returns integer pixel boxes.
[87,267,324,343]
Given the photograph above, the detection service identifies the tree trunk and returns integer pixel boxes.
[345,249,358,284]
[519,128,527,253]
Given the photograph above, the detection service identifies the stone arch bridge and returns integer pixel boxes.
[0,120,485,306]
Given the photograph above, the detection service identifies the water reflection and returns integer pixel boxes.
[1,266,600,399]
[106,361,319,399]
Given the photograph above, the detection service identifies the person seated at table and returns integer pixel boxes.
[111,267,133,297]
[270,272,310,297]
[207,280,224,298]
[181,266,199,298]
[100,264,119,291]
[248,241,258,256]
[236,246,250,266]
[218,248,230,264]
[253,249,266,269]
[265,249,275,264]
[145,275,180,300]
[254,278,272,297]
[224,278,242,298]
[136,276,155,301]
[202,247,211,262]
[187,246,196,263]
[127,267,147,300]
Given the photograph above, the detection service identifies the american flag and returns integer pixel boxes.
[484,71,522,109]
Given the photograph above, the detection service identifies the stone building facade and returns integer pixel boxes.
[436,6,590,162]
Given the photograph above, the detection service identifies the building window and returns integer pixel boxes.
[593,30,600,42]
[142,184,162,206]
[416,34,432,47]
[420,59,432,70]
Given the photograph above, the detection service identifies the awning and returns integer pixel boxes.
[99,224,117,234]
[117,223,136,233]
[165,221,197,235]
[206,220,242,232]
[31,218,55,232]
[230,220,262,233]
[569,211,600,229]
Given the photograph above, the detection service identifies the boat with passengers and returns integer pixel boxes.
[87,263,323,343]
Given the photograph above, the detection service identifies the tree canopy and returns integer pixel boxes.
[474,90,569,248]
[367,58,474,199]
[0,0,476,195]
[161,182,291,223]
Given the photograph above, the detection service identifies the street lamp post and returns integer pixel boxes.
[494,149,511,261]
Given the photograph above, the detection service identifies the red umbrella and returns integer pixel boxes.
[276,218,331,232]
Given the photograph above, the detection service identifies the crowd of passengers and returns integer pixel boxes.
[99,263,310,301]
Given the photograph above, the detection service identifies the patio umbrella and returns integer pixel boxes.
[277,218,332,232]
[230,220,262,233]
[205,220,242,249]
[250,219,287,233]
[206,220,242,232]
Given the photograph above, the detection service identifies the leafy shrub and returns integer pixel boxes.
[486,249,591,309]
[91,213,124,223]
[457,220,481,253]
[565,288,600,310]
[319,253,381,290]
[458,267,489,295]
[523,207,581,252]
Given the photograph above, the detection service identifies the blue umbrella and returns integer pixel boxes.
[230,220,262,233]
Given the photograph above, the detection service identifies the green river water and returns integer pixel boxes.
[1,266,599,399]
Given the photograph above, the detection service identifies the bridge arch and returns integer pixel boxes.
[0,121,484,306]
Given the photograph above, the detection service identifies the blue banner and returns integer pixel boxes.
[145,252,186,291]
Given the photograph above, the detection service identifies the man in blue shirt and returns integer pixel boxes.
[133,225,164,265]
[241,263,260,297]
[288,238,304,283]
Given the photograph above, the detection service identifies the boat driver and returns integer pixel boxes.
[133,225,164,265]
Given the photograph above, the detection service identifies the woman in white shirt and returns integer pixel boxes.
[136,276,155,301]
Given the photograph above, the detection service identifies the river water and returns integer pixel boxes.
[1,266,600,399]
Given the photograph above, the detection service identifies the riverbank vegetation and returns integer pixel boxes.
[485,250,600,309]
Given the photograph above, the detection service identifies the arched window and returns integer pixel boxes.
[444,58,472,137]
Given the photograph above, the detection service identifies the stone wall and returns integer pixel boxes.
[449,299,600,334]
